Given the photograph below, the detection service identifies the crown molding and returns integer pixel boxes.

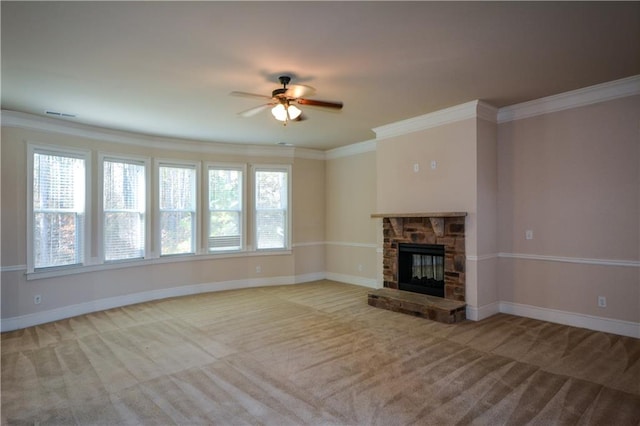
[1,110,326,159]
[477,101,499,123]
[497,75,640,123]
[325,139,377,160]
[373,100,497,141]
[293,148,326,160]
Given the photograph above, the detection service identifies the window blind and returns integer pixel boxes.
[103,159,146,261]
[208,167,242,251]
[159,165,196,255]
[255,169,287,250]
[33,151,86,268]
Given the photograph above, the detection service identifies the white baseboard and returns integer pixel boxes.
[0,274,328,332]
[499,301,640,339]
[324,272,379,288]
[3,275,636,339]
[466,301,500,321]
[294,272,327,284]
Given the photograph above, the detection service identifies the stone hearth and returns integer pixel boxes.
[368,288,466,324]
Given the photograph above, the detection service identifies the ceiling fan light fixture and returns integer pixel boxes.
[271,104,288,121]
[287,104,302,120]
[271,103,302,122]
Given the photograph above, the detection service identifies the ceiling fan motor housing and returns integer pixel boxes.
[278,75,291,86]
[272,88,287,98]
[272,75,292,98]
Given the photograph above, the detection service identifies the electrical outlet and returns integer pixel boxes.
[598,296,607,308]
[413,163,419,173]
[34,294,42,305]
[256,265,261,274]
[358,264,363,272]
[525,230,533,240]
[431,160,437,170]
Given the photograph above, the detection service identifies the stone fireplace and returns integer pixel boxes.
[379,213,466,302]
[368,212,467,323]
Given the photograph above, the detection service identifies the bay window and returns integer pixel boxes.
[28,142,291,277]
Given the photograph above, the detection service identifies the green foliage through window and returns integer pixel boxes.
[159,165,196,255]
[208,167,242,251]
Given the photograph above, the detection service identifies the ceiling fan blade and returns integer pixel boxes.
[297,98,343,109]
[285,84,316,99]
[230,91,272,100]
[238,104,272,117]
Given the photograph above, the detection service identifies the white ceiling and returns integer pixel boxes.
[2,1,639,151]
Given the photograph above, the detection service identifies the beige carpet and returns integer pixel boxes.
[2,280,639,425]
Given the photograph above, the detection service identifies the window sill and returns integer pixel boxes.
[25,249,292,281]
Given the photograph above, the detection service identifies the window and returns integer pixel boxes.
[254,166,290,250]
[158,162,198,256]
[27,143,292,278]
[29,146,88,270]
[102,156,148,261]
[207,165,244,251]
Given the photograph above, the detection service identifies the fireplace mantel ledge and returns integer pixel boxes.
[370,212,467,218]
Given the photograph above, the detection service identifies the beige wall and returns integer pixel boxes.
[476,118,498,257]
[498,259,638,321]
[324,150,377,283]
[497,95,640,322]
[292,157,326,277]
[375,119,477,222]
[1,125,325,322]
[475,118,499,308]
[325,151,377,244]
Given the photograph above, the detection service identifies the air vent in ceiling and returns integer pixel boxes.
[45,110,77,118]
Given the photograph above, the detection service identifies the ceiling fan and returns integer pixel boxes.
[230,76,343,125]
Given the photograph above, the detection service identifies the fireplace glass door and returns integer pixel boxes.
[398,243,445,297]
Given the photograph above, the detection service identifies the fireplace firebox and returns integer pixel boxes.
[398,243,445,297]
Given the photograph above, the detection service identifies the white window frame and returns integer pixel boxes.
[27,143,92,273]
[205,162,246,253]
[98,152,151,262]
[154,159,201,257]
[252,164,292,251]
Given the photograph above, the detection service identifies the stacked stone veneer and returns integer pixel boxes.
[383,216,466,302]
